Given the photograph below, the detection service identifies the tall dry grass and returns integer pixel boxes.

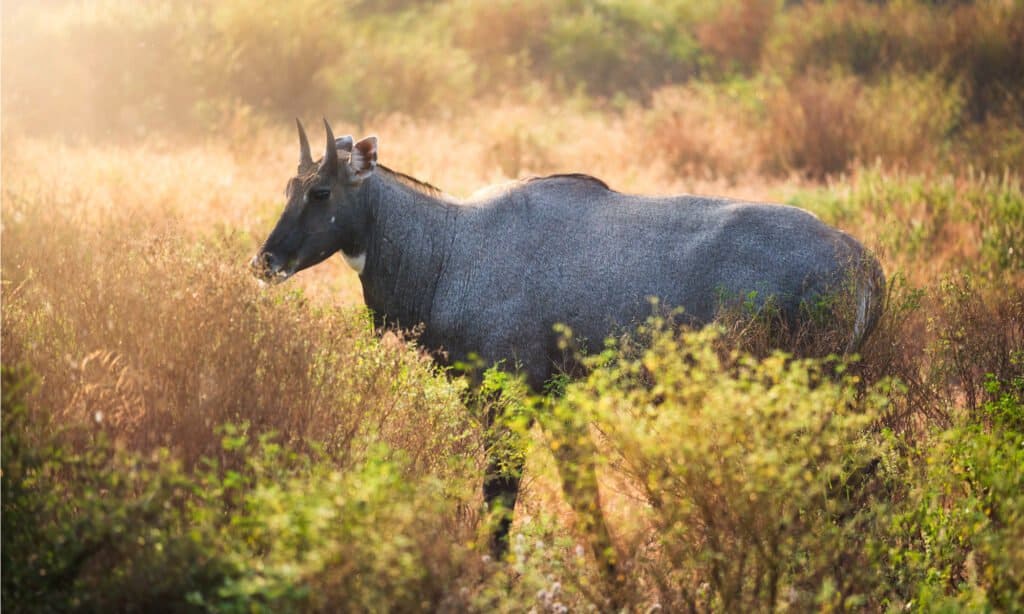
[1,137,476,474]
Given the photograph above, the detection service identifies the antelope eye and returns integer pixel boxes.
[308,187,331,201]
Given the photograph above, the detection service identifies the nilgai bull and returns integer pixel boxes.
[251,119,884,581]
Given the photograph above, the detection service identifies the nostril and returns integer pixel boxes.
[262,252,281,270]
[249,251,278,273]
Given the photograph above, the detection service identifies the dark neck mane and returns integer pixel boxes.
[378,165,445,198]
[356,165,458,335]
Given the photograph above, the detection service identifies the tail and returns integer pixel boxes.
[847,255,885,354]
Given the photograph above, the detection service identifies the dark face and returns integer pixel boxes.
[250,172,358,283]
[250,120,377,283]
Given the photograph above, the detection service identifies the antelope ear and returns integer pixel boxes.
[348,136,377,182]
[335,135,354,152]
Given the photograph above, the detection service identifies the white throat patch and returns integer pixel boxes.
[341,251,366,275]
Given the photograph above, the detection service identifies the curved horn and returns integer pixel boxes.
[296,118,313,171]
[319,118,338,175]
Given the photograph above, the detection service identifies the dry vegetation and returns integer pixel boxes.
[3,0,1023,611]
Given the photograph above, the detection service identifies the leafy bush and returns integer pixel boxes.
[1,365,479,612]
[450,0,555,90]
[696,0,776,76]
[547,324,897,610]
[2,364,218,612]
[856,72,962,171]
[633,84,761,181]
[761,70,962,178]
[543,1,702,99]
[884,373,1024,612]
[928,275,1024,415]
[318,13,477,124]
[763,71,864,179]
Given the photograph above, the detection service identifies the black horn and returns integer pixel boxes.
[320,118,338,175]
[296,118,313,171]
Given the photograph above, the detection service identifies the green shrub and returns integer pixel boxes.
[634,83,761,181]
[767,1,909,80]
[547,323,897,610]
[449,0,555,91]
[956,114,1024,176]
[762,70,864,178]
[2,364,220,612]
[318,15,477,125]
[202,0,348,119]
[192,435,473,612]
[544,1,702,99]
[885,374,1024,612]
[856,72,962,171]
[696,0,776,77]
[1,364,480,612]
[928,275,1024,415]
[761,70,962,178]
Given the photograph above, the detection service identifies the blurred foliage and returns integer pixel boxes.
[3,0,1022,175]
